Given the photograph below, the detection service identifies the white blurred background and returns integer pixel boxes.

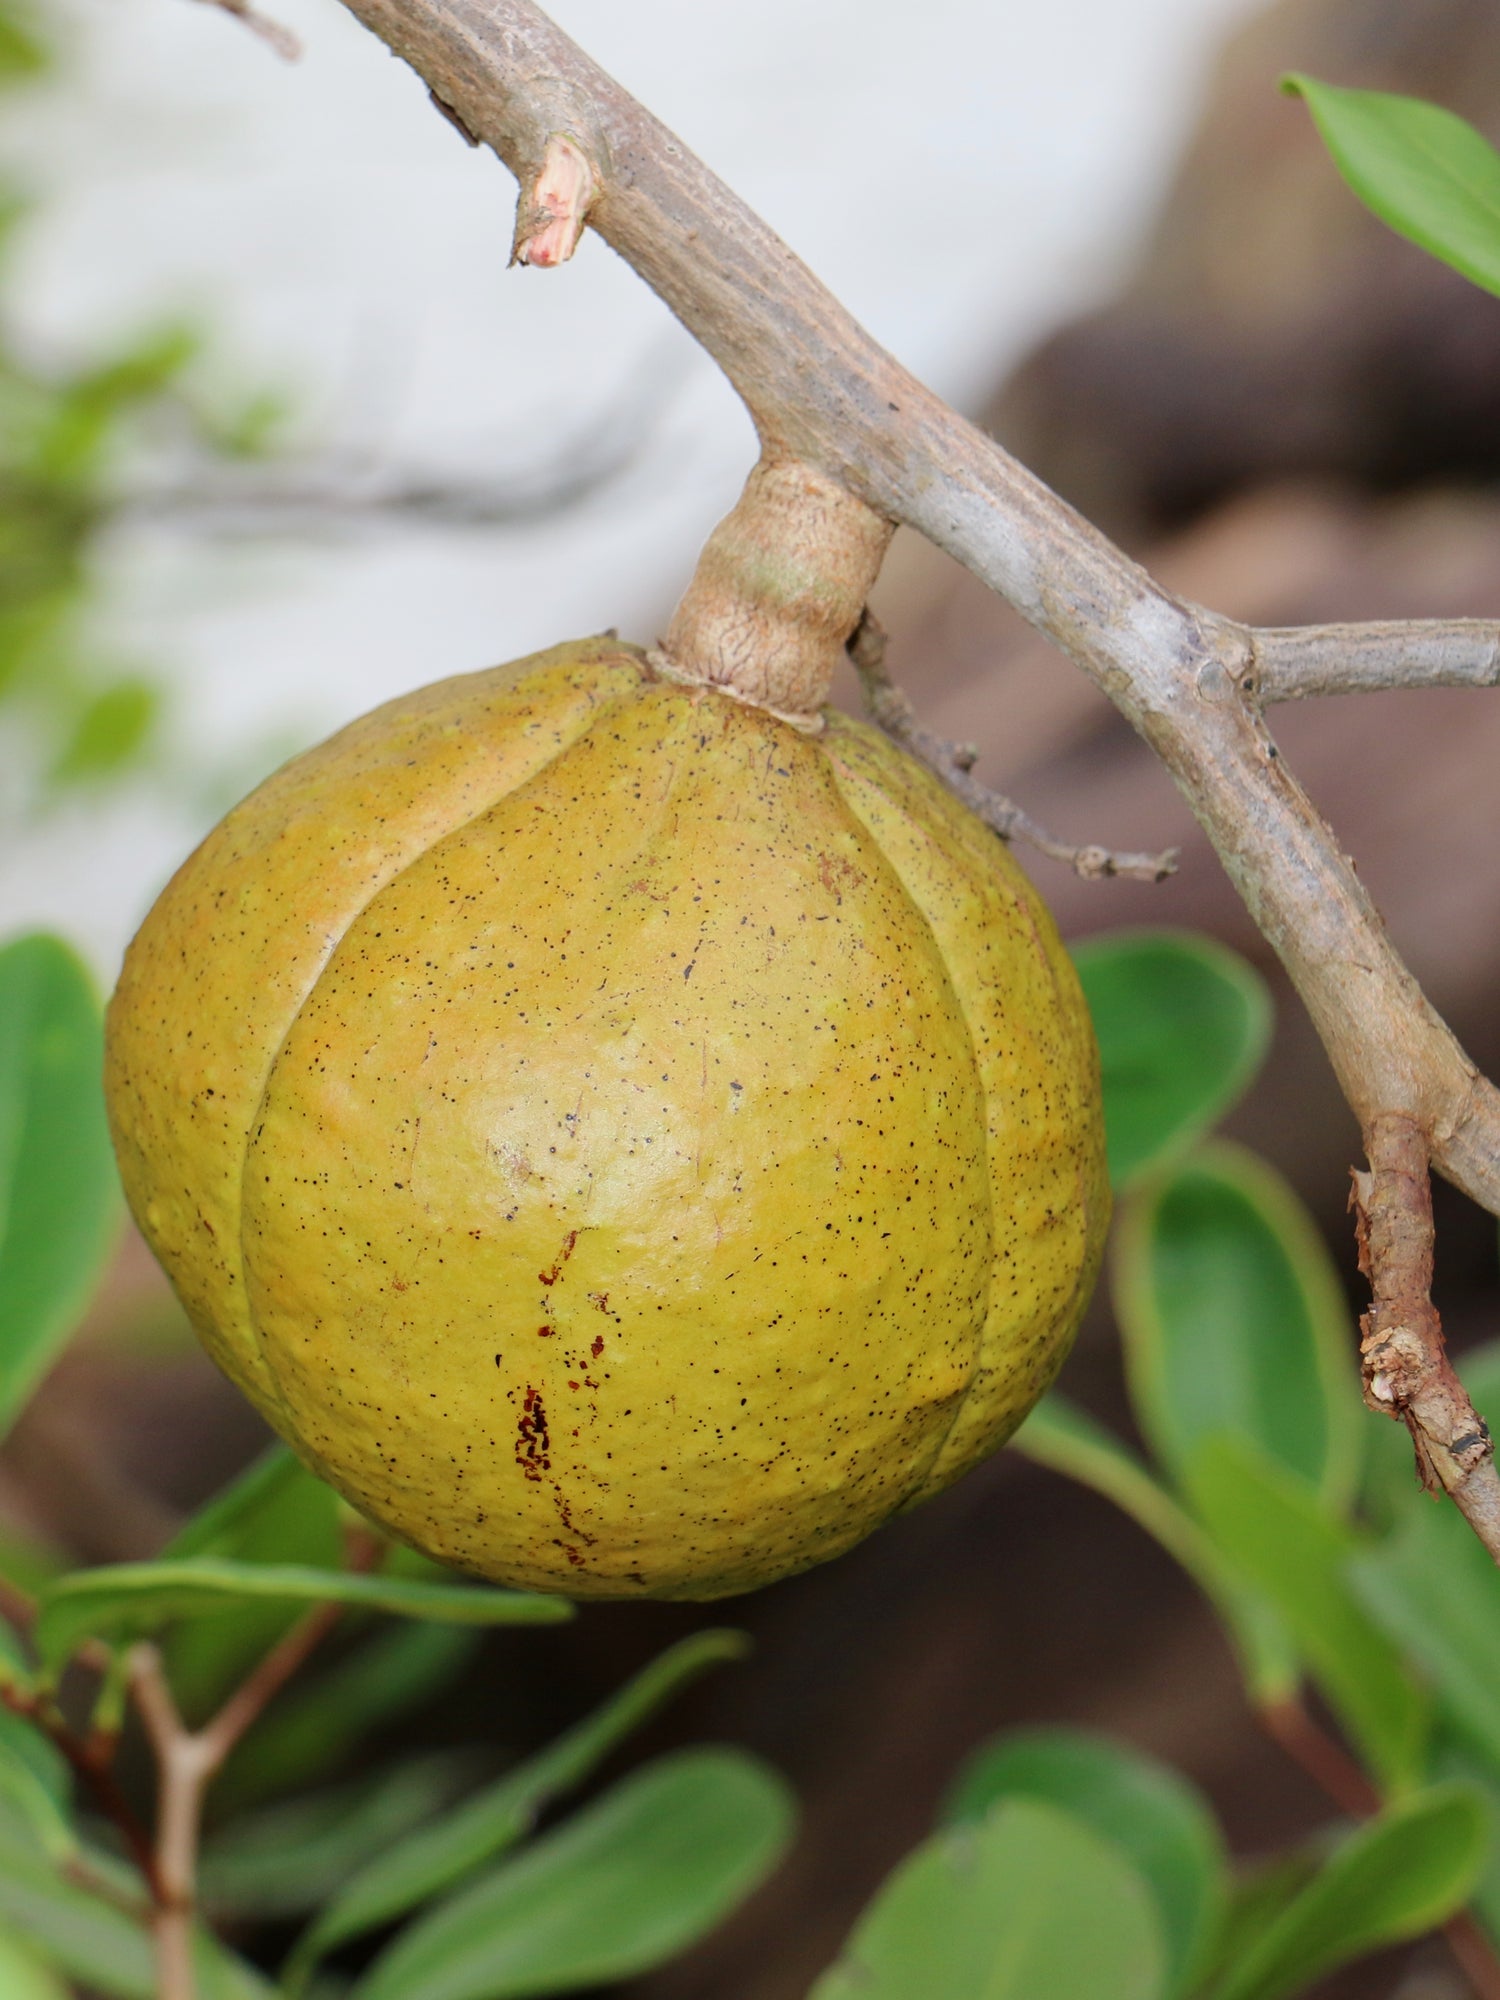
[1,0,1257,968]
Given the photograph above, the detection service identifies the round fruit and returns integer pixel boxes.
[105,465,1109,1600]
[107,638,1107,1598]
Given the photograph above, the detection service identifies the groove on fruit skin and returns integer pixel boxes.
[823,714,1108,1499]
[234,652,648,1442]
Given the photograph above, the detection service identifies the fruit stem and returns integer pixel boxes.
[657,457,892,732]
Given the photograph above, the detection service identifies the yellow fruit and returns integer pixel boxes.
[106,634,1107,1599]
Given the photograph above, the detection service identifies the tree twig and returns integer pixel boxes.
[189,0,300,59]
[1351,1115,1500,1561]
[848,612,1178,882]
[1252,621,1500,702]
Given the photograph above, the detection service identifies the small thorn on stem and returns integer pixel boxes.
[513,134,598,268]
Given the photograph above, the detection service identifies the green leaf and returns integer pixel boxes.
[1351,1485,1500,1773]
[165,1446,327,1564]
[810,1796,1164,2000]
[201,1752,470,1921]
[293,1628,750,1979]
[942,1729,1224,1997]
[1013,1395,1297,1703]
[0,933,123,1436]
[215,1621,479,1813]
[33,1558,570,1673]
[1199,1847,1326,1991]
[1209,1783,1488,2000]
[0,2,48,83]
[1114,1141,1360,1512]
[1071,931,1271,1189]
[1186,1436,1427,1792]
[353,1748,795,2000]
[48,678,158,786]
[1283,76,1500,299]
[0,1711,72,1861]
[0,1613,30,1688]
[0,1922,72,2000]
[1429,1734,1500,1947]
[0,1813,269,2000]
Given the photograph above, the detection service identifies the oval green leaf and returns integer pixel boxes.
[200,1752,471,1921]
[0,1923,72,2000]
[1351,1478,1500,1774]
[0,1813,269,2000]
[1186,1435,1428,1793]
[1211,1782,1489,2000]
[0,933,123,1436]
[1283,76,1500,299]
[0,1712,73,1862]
[1114,1140,1360,1512]
[292,1628,750,1980]
[810,1795,1164,2000]
[943,1728,1224,1997]
[1070,930,1271,1189]
[352,1747,794,2000]
[1013,1395,1297,1704]
[33,1558,570,1672]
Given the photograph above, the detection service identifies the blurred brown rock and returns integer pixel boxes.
[986,0,1500,541]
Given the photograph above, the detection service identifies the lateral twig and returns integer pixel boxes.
[1252,621,1500,703]
[190,0,300,59]
[848,613,1178,883]
[1351,1114,1500,1562]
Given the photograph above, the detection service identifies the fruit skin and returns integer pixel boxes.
[106,638,1109,1600]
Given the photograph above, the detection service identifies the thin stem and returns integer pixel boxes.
[131,1647,205,2000]
[1258,1695,1379,1819]
[190,0,299,58]
[193,1598,346,1770]
[848,612,1177,881]
[1261,1695,1500,2000]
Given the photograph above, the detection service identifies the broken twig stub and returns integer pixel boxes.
[512,134,598,268]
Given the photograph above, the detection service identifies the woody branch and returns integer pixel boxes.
[315,0,1500,1555]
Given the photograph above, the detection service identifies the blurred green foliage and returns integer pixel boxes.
[0,0,285,818]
